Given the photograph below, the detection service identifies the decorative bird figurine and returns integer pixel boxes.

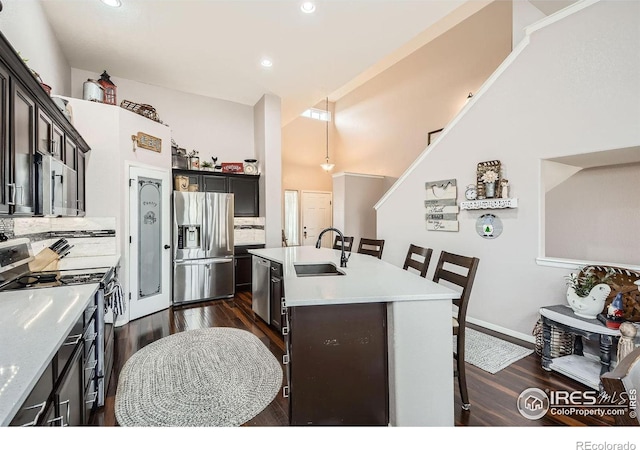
[566,283,611,319]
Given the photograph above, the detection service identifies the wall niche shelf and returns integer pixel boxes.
[460,198,518,210]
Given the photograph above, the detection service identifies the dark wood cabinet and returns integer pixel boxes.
[269,262,283,331]
[287,302,389,426]
[202,174,227,193]
[0,29,90,218]
[173,169,260,217]
[9,361,54,426]
[9,297,98,426]
[53,344,84,426]
[228,175,259,217]
[234,244,264,292]
[77,150,85,215]
[0,62,9,215]
[10,80,36,215]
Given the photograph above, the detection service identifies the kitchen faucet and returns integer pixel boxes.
[316,227,350,268]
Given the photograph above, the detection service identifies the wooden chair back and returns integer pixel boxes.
[333,236,354,252]
[601,347,640,426]
[432,251,480,328]
[402,244,432,278]
[357,238,385,259]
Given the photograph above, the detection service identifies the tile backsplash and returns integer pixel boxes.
[0,218,14,239]
[234,217,265,245]
[13,217,117,257]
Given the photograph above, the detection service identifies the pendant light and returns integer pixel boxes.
[320,97,335,172]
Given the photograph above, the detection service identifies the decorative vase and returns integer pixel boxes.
[566,283,611,319]
[484,182,496,198]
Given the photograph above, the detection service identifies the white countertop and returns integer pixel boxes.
[0,284,99,426]
[249,246,460,307]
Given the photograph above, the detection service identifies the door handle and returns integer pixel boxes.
[164,244,171,249]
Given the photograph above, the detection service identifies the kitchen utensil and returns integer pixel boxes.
[49,238,66,251]
[56,243,71,255]
[59,246,74,259]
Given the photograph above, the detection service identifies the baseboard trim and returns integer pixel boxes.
[466,316,536,344]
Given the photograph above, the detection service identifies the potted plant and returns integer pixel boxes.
[565,266,615,319]
[481,170,499,198]
[201,161,214,171]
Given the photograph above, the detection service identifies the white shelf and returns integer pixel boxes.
[460,198,518,210]
[549,354,602,390]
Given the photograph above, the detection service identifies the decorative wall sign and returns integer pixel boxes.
[425,179,459,232]
[221,162,244,173]
[132,132,162,153]
[476,214,503,239]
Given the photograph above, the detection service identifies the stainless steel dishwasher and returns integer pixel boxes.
[252,256,271,323]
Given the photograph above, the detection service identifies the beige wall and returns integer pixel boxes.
[282,100,336,193]
[545,162,640,265]
[333,1,512,178]
[281,1,512,195]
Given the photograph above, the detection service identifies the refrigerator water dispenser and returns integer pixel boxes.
[178,225,201,249]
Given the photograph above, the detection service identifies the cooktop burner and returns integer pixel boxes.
[0,269,109,291]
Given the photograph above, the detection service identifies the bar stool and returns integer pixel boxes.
[333,236,354,252]
[356,238,385,259]
[402,244,432,278]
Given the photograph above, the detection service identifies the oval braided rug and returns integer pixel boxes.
[114,327,282,427]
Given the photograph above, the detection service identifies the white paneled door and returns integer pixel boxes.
[301,191,333,247]
[128,166,171,321]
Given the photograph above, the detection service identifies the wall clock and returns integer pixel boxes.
[465,184,478,200]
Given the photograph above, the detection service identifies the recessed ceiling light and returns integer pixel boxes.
[261,59,273,68]
[300,2,316,14]
[100,0,122,7]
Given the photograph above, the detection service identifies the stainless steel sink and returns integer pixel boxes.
[294,263,345,277]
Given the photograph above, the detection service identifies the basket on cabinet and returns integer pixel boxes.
[532,318,574,358]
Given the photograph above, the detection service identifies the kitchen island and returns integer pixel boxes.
[249,246,460,426]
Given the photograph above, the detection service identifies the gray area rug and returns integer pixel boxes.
[115,327,282,426]
[454,328,534,374]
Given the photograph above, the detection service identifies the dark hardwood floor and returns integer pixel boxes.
[91,291,616,427]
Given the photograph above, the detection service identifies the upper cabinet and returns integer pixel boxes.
[0,30,90,217]
[173,169,260,217]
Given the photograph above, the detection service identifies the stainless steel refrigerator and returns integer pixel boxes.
[172,191,234,305]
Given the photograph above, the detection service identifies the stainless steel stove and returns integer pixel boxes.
[0,269,111,291]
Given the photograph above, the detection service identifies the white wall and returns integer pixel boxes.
[513,1,546,47]
[376,0,640,339]
[0,0,71,95]
[66,98,172,325]
[254,94,282,248]
[71,68,255,166]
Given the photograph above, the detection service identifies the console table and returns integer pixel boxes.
[539,305,621,390]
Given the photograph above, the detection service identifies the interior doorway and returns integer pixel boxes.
[127,165,171,321]
[301,191,332,247]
